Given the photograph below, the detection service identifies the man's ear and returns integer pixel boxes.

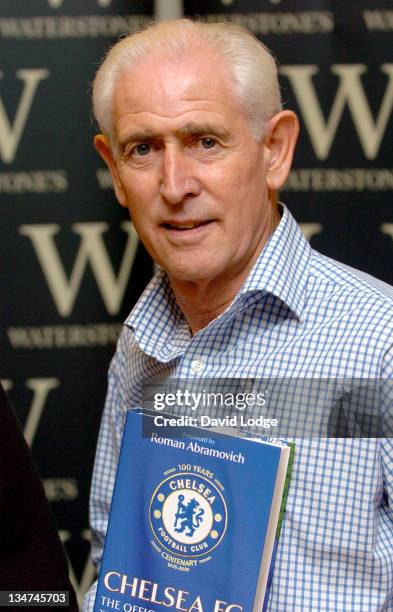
[263,110,299,191]
[94,134,127,207]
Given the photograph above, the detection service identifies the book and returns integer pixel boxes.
[94,410,294,612]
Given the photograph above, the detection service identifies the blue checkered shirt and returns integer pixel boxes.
[84,205,393,611]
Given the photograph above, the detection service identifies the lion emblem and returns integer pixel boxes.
[173,494,205,537]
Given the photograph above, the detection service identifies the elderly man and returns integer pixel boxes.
[84,19,393,610]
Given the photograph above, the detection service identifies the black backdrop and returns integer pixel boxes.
[1,0,392,603]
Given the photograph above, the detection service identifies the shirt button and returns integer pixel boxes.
[191,359,204,373]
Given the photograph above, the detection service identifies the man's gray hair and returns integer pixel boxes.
[92,19,282,144]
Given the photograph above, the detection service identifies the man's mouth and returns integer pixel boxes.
[162,220,212,231]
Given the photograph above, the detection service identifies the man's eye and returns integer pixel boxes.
[133,143,151,156]
[201,137,216,149]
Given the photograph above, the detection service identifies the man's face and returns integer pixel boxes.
[103,52,277,288]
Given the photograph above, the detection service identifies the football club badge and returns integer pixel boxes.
[149,466,228,564]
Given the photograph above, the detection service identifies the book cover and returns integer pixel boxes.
[94,410,291,612]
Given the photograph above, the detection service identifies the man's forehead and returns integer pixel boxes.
[110,51,249,145]
[112,50,236,114]
[113,89,243,144]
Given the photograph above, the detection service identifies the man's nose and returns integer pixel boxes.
[159,147,202,205]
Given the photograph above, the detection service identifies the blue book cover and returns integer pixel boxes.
[94,410,291,612]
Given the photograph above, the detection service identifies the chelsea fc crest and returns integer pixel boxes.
[149,466,227,562]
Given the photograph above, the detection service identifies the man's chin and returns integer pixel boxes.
[165,265,219,286]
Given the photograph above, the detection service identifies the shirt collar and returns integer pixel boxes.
[126,204,311,356]
[233,204,311,321]
[126,267,188,359]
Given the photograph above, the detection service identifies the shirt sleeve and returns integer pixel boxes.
[381,342,393,507]
[82,331,128,610]
[82,580,97,612]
